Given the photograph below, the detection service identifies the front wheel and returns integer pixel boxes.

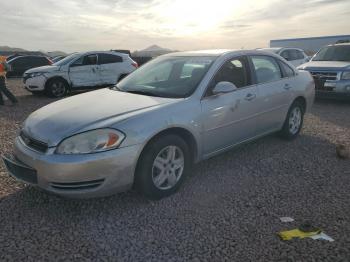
[135,135,191,200]
[279,101,304,140]
[46,79,68,98]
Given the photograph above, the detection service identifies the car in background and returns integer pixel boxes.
[51,56,66,63]
[258,47,309,67]
[2,50,314,199]
[7,56,52,77]
[23,51,138,97]
[298,43,350,100]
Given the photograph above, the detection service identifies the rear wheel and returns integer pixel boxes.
[46,79,68,98]
[280,101,304,140]
[135,135,191,200]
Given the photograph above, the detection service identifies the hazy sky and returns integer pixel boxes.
[0,0,349,52]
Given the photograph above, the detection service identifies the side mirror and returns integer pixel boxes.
[212,81,238,95]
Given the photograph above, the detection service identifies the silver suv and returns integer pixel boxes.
[298,43,350,99]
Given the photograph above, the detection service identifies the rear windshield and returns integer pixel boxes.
[312,45,350,62]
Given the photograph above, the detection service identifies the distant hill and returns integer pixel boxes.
[0,46,28,52]
[0,46,67,58]
[132,45,175,57]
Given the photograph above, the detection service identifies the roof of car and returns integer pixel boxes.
[332,43,350,46]
[258,47,305,52]
[164,49,293,60]
[165,49,237,57]
[76,51,130,56]
[8,55,49,63]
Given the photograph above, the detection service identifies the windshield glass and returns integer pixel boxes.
[312,45,350,62]
[116,56,216,98]
[53,53,80,66]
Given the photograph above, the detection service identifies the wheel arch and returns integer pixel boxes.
[138,127,199,165]
[293,96,307,113]
[45,76,71,91]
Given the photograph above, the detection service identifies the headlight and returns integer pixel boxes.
[56,129,125,155]
[341,71,350,80]
[30,72,46,78]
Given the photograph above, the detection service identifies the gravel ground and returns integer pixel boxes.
[0,79,349,261]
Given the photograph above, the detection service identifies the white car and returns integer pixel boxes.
[258,48,309,67]
[23,51,138,97]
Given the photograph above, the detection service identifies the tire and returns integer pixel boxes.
[46,79,68,98]
[279,101,304,140]
[135,135,191,200]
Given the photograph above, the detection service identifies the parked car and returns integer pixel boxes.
[51,56,66,63]
[258,47,309,67]
[298,43,350,100]
[7,55,52,77]
[2,50,315,199]
[23,51,138,97]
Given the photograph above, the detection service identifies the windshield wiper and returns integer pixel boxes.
[125,90,163,97]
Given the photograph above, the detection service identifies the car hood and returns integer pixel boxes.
[298,61,350,71]
[25,65,60,74]
[23,89,178,146]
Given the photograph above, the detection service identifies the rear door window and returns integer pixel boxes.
[251,56,282,84]
[280,61,295,78]
[98,53,123,64]
[72,54,97,67]
[295,50,304,59]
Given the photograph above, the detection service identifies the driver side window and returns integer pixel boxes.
[207,57,249,96]
[72,54,97,67]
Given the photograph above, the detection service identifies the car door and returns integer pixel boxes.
[249,55,292,134]
[69,54,100,87]
[98,53,124,85]
[200,56,259,156]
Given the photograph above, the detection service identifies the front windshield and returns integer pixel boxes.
[312,45,350,62]
[53,53,79,66]
[116,56,216,98]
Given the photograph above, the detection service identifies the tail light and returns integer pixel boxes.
[132,61,138,68]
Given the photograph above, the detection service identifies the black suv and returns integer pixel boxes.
[7,56,52,77]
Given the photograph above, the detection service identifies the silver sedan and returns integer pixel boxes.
[2,50,315,199]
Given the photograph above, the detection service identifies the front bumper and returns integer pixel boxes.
[23,75,46,91]
[2,137,143,198]
[315,79,350,100]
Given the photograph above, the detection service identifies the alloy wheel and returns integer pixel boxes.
[51,82,66,97]
[151,145,185,190]
[289,107,302,135]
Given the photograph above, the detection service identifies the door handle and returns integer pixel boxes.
[92,68,96,73]
[284,83,292,90]
[245,93,256,101]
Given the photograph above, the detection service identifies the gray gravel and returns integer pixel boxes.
[0,79,349,261]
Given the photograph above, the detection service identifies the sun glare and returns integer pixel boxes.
[155,0,242,35]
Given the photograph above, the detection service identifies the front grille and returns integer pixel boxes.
[50,179,105,191]
[310,71,338,81]
[20,131,48,153]
[309,71,339,91]
[2,154,38,184]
